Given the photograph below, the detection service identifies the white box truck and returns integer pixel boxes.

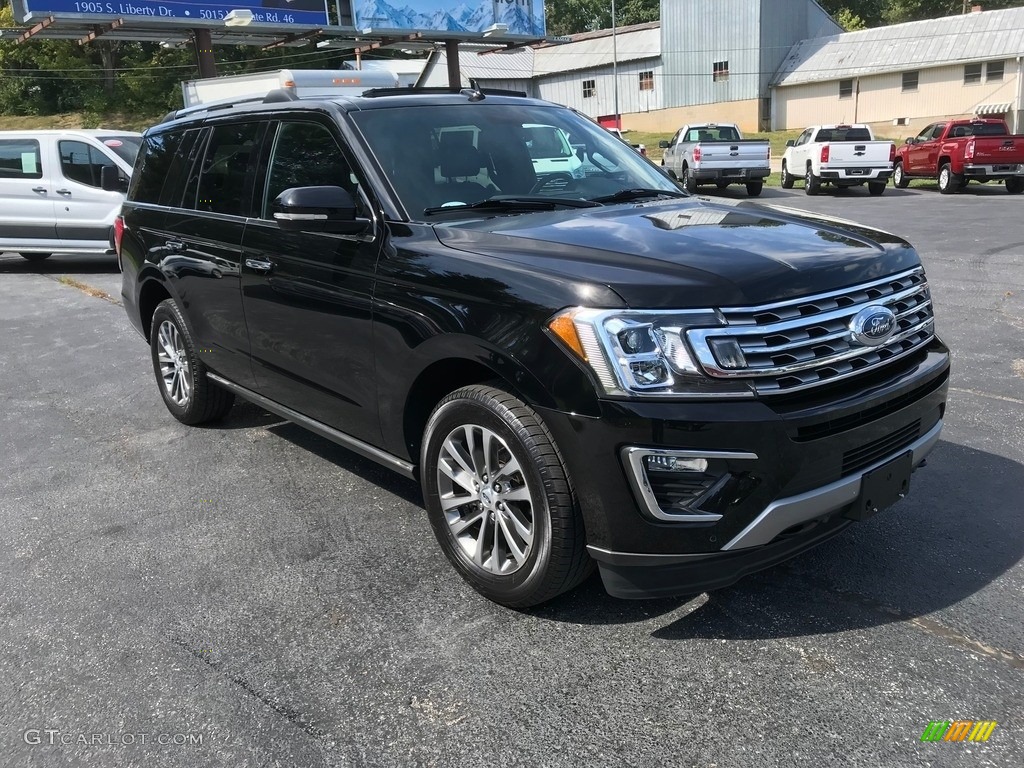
[181,69,401,109]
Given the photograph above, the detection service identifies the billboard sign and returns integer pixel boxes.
[353,0,545,37]
[16,0,330,26]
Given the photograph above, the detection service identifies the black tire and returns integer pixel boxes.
[938,163,961,195]
[421,384,591,608]
[805,165,821,195]
[892,161,909,189]
[745,181,763,197]
[684,165,697,193]
[20,253,51,262]
[150,299,234,425]
[1006,177,1023,194]
[867,181,886,196]
[780,161,794,189]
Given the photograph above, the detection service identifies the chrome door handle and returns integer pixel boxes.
[165,240,186,253]
[32,186,47,193]
[244,258,274,273]
[56,189,72,196]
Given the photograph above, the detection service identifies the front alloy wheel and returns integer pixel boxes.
[421,384,591,607]
[436,424,534,575]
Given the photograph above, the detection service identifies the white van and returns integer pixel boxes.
[0,130,141,261]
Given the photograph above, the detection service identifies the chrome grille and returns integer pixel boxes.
[688,268,935,395]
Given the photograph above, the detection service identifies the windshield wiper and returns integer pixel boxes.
[587,188,689,204]
[423,196,600,216]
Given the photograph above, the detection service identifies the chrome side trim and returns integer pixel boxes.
[721,419,942,551]
[621,447,758,523]
[586,545,716,566]
[207,373,416,479]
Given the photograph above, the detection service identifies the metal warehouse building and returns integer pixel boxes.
[771,7,1024,135]
[418,0,1023,136]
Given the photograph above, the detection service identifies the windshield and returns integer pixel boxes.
[100,135,142,166]
[350,103,678,220]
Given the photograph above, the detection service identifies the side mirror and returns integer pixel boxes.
[272,186,369,235]
[904,137,915,145]
[785,139,795,147]
[101,165,126,192]
[658,140,670,149]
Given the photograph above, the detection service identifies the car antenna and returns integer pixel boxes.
[462,78,485,101]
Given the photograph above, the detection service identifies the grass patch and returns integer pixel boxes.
[57,275,119,304]
[0,112,163,132]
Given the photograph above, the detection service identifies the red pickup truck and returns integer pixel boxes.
[893,118,1024,194]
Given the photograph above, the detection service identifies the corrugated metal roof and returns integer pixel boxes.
[429,47,535,82]
[426,22,661,83]
[533,25,660,76]
[774,7,1024,86]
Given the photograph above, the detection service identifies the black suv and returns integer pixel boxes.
[119,87,949,607]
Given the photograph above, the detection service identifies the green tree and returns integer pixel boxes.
[546,0,659,36]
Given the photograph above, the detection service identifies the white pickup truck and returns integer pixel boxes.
[781,124,895,196]
[659,123,771,197]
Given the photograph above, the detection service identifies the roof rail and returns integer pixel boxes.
[360,86,528,99]
[159,88,304,124]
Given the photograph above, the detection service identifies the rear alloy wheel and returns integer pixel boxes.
[867,181,886,196]
[421,384,591,608]
[892,162,909,189]
[780,161,794,189]
[745,181,763,197]
[150,299,234,425]
[684,166,698,193]
[1006,177,1023,194]
[805,165,821,195]
[938,163,961,194]
[20,253,51,262]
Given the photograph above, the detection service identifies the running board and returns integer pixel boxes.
[207,373,416,480]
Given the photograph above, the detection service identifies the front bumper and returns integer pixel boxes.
[537,342,949,598]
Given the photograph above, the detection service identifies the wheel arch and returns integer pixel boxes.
[137,275,174,342]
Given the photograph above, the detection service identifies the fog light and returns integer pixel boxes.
[644,455,708,473]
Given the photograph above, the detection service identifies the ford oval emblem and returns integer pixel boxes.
[850,306,897,346]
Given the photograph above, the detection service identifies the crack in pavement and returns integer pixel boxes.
[783,568,1024,670]
[170,636,331,741]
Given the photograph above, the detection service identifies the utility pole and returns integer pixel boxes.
[612,0,619,128]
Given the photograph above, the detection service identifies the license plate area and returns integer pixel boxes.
[846,451,913,521]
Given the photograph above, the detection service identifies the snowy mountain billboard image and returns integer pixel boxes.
[354,0,545,37]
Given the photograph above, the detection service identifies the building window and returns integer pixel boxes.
[582,79,595,99]
[639,71,654,91]
[987,60,1004,81]
[839,79,853,99]
[964,63,982,84]
[902,70,919,92]
[712,60,729,82]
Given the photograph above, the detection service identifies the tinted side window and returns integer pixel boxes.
[59,141,116,188]
[196,122,262,217]
[262,121,356,219]
[130,131,186,204]
[0,139,43,179]
[156,129,201,208]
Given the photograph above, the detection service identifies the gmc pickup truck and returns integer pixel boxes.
[781,124,894,196]
[659,123,771,197]
[893,118,1024,194]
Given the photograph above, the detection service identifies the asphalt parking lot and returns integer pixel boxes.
[2,183,1022,768]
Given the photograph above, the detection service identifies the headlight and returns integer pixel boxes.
[547,307,754,398]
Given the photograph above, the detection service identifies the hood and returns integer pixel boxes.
[433,197,920,308]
